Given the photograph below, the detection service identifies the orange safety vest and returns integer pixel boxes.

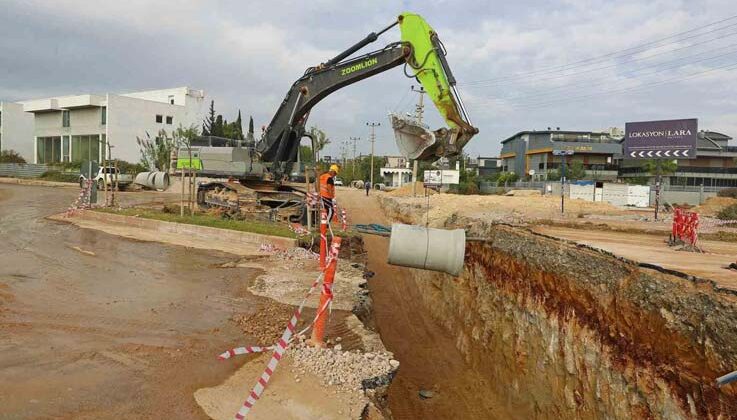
[319,172,335,199]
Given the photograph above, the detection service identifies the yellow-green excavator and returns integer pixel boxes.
[184,12,478,221]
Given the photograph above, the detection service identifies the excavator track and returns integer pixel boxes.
[197,180,310,224]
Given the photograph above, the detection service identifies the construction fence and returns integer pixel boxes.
[480,180,723,207]
[0,163,49,178]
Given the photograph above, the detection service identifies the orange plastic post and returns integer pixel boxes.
[319,208,328,269]
[310,236,342,347]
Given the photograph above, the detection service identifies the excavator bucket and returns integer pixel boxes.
[392,12,478,161]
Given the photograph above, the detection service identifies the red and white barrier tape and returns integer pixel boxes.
[65,180,93,217]
[219,245,339,419]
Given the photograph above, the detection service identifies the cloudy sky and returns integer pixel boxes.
[2,0,737,159]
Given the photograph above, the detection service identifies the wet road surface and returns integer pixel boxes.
[0,184,261,419]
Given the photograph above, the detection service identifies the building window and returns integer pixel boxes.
[101,107,107,125]
[36,136,62,163]
[156,114,163,123]
[168,95,175,105]
[71,134,101,163]
[62,136,70,162]
[166,116,173,125]
[62,110,70,127]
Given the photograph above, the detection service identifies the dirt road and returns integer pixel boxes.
[339,187,511,419]
[534,225,737,290]
[0,184,262,418]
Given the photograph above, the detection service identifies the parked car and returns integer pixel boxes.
[334,177,344,186]
[79,167,134,190]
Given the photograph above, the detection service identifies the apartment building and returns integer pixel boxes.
[12,87,205,164]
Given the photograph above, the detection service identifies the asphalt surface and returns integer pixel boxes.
[0,184,262,419]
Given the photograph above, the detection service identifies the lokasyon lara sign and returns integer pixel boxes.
[624,118,697,159]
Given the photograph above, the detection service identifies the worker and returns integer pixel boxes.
[319,164,340,223]
[365,179,371,196]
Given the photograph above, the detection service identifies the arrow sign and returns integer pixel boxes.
[673,150,680,157]
[630,151,637,158]
[664,150,671,157]
[683,149,689,156]
[647,151,653,157]
[654,151,662,157]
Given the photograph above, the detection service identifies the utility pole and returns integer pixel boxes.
[350,136,360,177]
[340,140,350,174]
[366,122,380,188]
[410,85,425,196]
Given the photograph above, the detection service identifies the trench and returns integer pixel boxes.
[360,192,737,420]
[396,221,737,418]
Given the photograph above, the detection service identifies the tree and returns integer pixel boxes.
[0,150,26,164]
[233,110,244,140]
[212,115,225,137]
[567,160,587,180]
[202,100,216,136]
[642,159,678,177]
[299,145,315,163]
[137,129,176,171]
[308,126,331,151]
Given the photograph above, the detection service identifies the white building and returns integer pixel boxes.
[4,87,206,164]
[0,102,34,159]
[380,155,412,187]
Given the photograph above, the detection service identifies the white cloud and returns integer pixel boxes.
[1,0,737,158]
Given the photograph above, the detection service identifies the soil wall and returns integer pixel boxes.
[380,196,737,419]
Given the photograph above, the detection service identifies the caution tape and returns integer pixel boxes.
[219,244,340,419]
[65,179,94,217]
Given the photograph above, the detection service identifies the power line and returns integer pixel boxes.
[472,30,737,92]
[462,14,737,86]
[499,59,737,111]
[494,44,737,104]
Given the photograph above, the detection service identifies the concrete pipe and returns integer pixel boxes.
[134,171,170,190]
[387,223,466,276]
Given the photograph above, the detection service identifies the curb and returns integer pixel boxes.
[0,177,77,188]
[58,210,297,249]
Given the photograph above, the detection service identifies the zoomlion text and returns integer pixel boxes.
[340,57,379,76]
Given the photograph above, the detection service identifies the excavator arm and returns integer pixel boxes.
[257,41,410,172]
[256,13,478,177]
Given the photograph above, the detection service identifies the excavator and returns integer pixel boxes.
[182,12,478,222]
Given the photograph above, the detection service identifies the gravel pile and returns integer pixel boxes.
[288,336,398,392]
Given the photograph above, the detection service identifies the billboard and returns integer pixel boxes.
[423,170,460,185]
[624,118,697,159]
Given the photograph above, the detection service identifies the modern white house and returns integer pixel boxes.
[2,87,206,164]
[380,155,412,187]
[0,101,34,159]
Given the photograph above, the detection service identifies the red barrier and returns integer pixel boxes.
[311,236,342,347]
[671,208,700,247]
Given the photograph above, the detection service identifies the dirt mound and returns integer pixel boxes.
[693,197,737,216]
[231,301,296,344]
[387,182,436,197]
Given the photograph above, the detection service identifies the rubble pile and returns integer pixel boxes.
[289,336,398,392]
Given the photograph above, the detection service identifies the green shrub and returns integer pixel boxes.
[496,171,518,186]
[0,150,26,164]
[717,203,737,220]
[39,170,79,183]
[717,188,737,199]
[115,160,147,174]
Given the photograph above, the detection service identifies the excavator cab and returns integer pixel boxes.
[391,13,478,160]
